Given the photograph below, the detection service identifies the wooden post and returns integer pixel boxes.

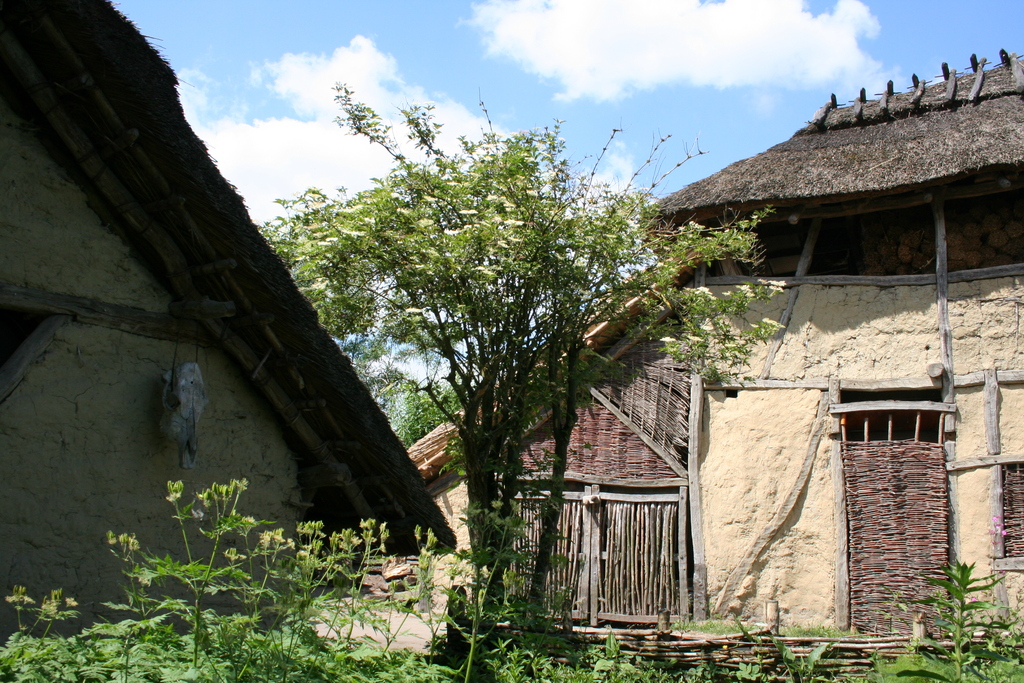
[829,377,850,630]
[766,600,780,635]
[984,368,1001,456]
[0,315,69,405]
[585,484,602,627]
[678,486,690,620]
[688,372,707,620]
[933,190,961,562]
[912,612,927,640]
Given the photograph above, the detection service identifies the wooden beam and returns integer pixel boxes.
[945,453,1024,472]
[678,486,689,624]
[759,218,820,379]
[0,282,212,345]
[589,386,688,479]
[993,557,1024,572]
[829,400,955,414]
[0,315,69,404]
[957,369,1024,388]
[708,262,1024,290]
[688,372,707,620]
[707,378,830,390]
[829,378,850,630]
[933,191,954,405]
[712,392,829,616]
[839,377,939,392]
[522,471,687,487]
[985,368,1002,456]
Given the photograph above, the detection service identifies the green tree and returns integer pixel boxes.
[262,88,778,583]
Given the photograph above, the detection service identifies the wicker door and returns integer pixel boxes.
[842,440,949,633]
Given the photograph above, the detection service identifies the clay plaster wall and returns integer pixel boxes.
[724,285,941,380]
[0,323,297,634]
[949,277,1024,374]
[701,388,836,625]
[435,480,470,551]
[0,96,296,635]
[0,96,169,311]
[953,384,1024,612]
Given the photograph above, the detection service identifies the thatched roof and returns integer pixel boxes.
[0,0,453,546]
[662,56,1024,223]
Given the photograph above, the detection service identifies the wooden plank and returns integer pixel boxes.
[688,372,707,620]
[0,315,69,404]
[587,485,601,627]
[590,386,688,479]
[522,472,687,487]
[830,400,955,414]
[985,368,1002,456]
[933,192,954,407]
[945,454,1024,472]
[948,263,1024,283]
[580,484,595,623]
[957,369,1024,387]
[840,377,939,391]
[759,217,821,379]
[678,486,689,621]
[991,464,1006,560]
[830,378,850,630]
[706,274,935,288]
[599,492,680,503]
[993,557,1024,572]
[712,392,830,616]
[0,281,211,345]
[707,378,830,390]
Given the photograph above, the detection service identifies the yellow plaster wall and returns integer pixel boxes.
[0,323,297,632]
[0,95,169,310]
[701,388,836,625]
[950,278,1024,374]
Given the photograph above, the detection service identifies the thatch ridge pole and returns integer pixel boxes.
[0,315,69,405]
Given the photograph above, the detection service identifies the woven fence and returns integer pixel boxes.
[842,440,949,634]
[1004,464,1024,556]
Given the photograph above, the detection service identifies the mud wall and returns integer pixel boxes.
[0,96,296,635]
[701,388,835,625]
[0,96,169,310]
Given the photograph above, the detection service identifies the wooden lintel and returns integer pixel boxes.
[0,315,69,404]
[839,377,939,391]
[946,453,1024,472]
[706,378,830,390]
[0,281,212,345]
[830,400,955,414]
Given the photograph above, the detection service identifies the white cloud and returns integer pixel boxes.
[470,0,884,101]
[178,36,491,223]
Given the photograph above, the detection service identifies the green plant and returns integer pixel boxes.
[1,480,457,682]
[767,634,832,683]
[896,561,1010,682]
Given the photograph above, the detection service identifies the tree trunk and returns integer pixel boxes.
[528,345,580,602]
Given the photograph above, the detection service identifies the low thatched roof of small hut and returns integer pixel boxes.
[0,0,453,546]
[662,54,1024,223]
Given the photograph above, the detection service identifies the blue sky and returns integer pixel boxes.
[115,0,1024,223]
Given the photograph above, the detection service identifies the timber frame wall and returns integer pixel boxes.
[695,184,1024,628]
